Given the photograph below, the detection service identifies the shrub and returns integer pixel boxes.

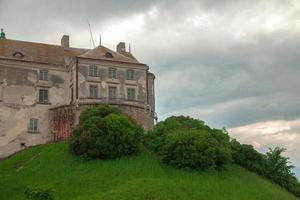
[70,105,143,159]
[25,187,54,200]
[230,139,265,175]
[231,140,300,197]
[144,116,232,170]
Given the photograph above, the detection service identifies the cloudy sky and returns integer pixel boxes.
[1,0,300,178]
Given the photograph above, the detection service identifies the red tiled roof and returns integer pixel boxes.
[78,45,140,64]
[0,39,88,66]
[0,39,142,66]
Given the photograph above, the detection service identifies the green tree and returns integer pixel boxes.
[70,105,143,159]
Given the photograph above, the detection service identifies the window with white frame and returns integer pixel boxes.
[108,86,117,99]
[28,118,38,133]
[39,70,48,81]
[89,85,98,98]
[127,88,136,101]
[126,69,134,80]
[88,65,99,77]
[108,68,117,79]
[39,89,48,104]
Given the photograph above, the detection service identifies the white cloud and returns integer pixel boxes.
[229,118,300,167]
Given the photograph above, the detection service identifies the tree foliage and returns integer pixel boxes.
[231,140,300,197]
[70,105,143,159]
[144,116,232,170]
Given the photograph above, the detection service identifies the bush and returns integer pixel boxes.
[70,105,143,159]
[231,139,265,175]
[231,140,300,197]
[25,187,54,200]
[144,116,232,170]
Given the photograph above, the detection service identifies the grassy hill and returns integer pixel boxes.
[0,142,298,200]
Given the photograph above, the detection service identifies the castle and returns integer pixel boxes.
[0,30,156,158]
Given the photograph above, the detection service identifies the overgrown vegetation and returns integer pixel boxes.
[144,115,300,198]
[231,139,300,198]
[0,142,297,200]
[70,105,143,159]
[144,116,232,170]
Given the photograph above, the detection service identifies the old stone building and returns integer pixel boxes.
[0,30,156,158]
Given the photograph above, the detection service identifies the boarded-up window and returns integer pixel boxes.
[127,88,136,101]
[39,89,48,103]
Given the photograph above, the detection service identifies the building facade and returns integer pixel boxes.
[0,32,155,158]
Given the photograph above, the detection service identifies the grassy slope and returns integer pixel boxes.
[0,142,298,200]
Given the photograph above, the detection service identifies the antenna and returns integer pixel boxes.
[87,20,96,48]
[99,34,102,46]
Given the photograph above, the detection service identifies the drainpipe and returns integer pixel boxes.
[146,66,149,105]
[76,58,78,100]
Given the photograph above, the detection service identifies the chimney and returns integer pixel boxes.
[61,35,70,49]
[116,42,126,54]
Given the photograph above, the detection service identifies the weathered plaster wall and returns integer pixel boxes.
[0,104,50,158]
[0,61,70,158]
[77,60,147,105]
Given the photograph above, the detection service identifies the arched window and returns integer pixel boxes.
[104,52,113,58]
[12,51,24,58]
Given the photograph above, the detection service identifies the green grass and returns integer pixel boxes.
[0,142,298,200]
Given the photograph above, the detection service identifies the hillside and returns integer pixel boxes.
[0,142,298,200]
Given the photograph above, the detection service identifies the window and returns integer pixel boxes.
[127,88,136,101]
[39,89,48,104]
[88,65,99,77]
[108,86,117,99]
[109,68,117,79]
[12,51,24,58]
[28,118,38,132]
[126,69,134,80]
[39,70,48,81]
[89,85,98,98]
[105,52,113,58]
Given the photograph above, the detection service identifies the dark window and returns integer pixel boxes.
[127,88,136,101]
[39,70,48,81]
[88,65,99,77]
[108,86,117,99]
[105,52,113,58]
[89,85,98,98]
[28,118,38,132]
[109,68,117,79]
[39,89,48,104]
[126,69,134,80]
[12,51,24,58]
